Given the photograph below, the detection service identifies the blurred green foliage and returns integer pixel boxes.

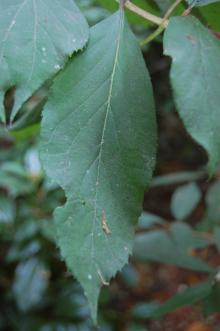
[1,0,220,330]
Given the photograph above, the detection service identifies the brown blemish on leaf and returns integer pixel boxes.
[97,269,109,286]
[186,34,196,44]
[102,211,111,235]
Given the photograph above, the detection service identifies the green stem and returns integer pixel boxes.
[115,0,166,26]
[141,0,183,46]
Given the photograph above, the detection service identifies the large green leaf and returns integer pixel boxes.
[164,16,220,173]
[0,0,89,122]
[40,10,157,321]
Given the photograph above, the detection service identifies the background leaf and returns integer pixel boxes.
[0,0,89,122]
[0,194,15,224]
[134,224,212,272]
[198,180,220,230]
[138,211,166,229]
[203,283,220,316]
[153,280,213,317]
[13,258,49,311]
[164,16,220,174]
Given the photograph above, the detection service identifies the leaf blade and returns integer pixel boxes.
[40,11,157,321]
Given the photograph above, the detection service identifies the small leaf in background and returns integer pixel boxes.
[199,180,220,230]
[205,180,220,221]
[134,228,212,272]
[170,222,210,250]
[214,226,220,252]
[164,16,220,174]
[153,0,173,12]
[151,169,206,187]
[1,161,27,177]
[171,182,201,220]
[52,283,92,321]
[40,9,157,321]
[14,220,39,242]
[131,302,160,319]
[137,211,166,230]
[153,280,213,317]
[7,240,41,263]
[198,3,220,30]
[0,0,89,122]
[24,148,42,178]
[203,283,220,316]
[13,258,49,311]
[154,0,184,14]
[0,162,34,196]
[120,264,139,288]
[0,195,15,224]
[40,219,56,242]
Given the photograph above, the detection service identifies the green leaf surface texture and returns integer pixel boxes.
[164,16,220,174]
[0,0,89,122]
[40,10,157,321]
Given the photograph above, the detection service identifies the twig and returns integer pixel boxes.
[141,0,183,46]
[115,0,166,26]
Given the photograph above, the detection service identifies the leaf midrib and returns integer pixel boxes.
[90,10,124,271]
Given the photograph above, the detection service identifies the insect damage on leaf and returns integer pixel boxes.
[102,211,111,235]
